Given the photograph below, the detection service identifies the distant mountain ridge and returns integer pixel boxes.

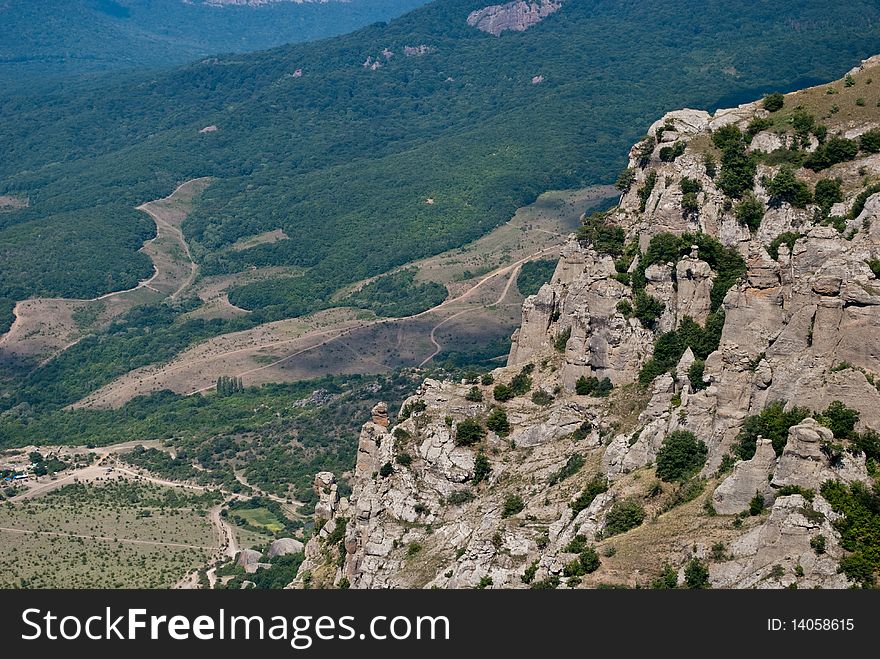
[0,0,429,84]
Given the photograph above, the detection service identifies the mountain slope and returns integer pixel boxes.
[3,0,880,396]
[297,57,880,589]
[0,0,430,84]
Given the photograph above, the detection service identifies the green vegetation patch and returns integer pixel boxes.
[517,259,558,297]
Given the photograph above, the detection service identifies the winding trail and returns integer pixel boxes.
[0,178,208,364]
[418,263,523,368]
[204,244,559,388]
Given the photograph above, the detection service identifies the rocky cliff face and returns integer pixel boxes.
[296,57,880,589]
[466,1,562,36]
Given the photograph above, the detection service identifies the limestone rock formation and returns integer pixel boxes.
[467,1,562,36]
[712,438,777,515]
[295,60,880,590]
[267,537,305,559]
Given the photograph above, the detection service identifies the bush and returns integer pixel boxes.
[655,431,708,482]
[791,108,816,138]
[746,117,773,138]
[703,154,717,178]
[481,373,494,386]
[473,452,491,484]
[766,166,812,208]
[776,484,815,501]
[521,561,539,584]
[810,533,826,555]
[735,402,811,458]
[455,418,486,446]
[749,491,765,515]
[717,134,756,198]
[616,299,633,317]
[464,386,483,402]
[508,366,533,396]
[379,462,393,478]
[475,576,493,589]
[735,193,765,231]
[659,141,686,162]
[548,453,585,485]
[578,212,626,256]
[603,498,646,536]
[688,359,707,391]
[395,452,412,466]
[615,167,636,192]
[532,389,556,407]
[493,384,513,401]
[805,136,859,171]
[763,92,785,112]
[820,480,880,586]
[486,407,510,436]
[575,375,613,397]
[570,474,609,516]
[651,565,679,588]
[634,290,665,329]
[554,326,571,353]
[446,490,474,506]
[859,128,880,153]
[684,558,711,588]
[767,232,801,260]
[814,178,843,212]
[638,171,658,212]
[661,477,705,512]
[529,576,561,590]
[579,547,601,574]
[502,494,525,518]
[712,124,743,150]
[816,400,859,439]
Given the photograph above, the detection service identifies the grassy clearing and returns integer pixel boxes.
[0,481,219,588]
[231,506,286,533]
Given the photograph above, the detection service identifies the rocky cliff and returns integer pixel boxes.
[466,1,562,36]
[295,57,880,589]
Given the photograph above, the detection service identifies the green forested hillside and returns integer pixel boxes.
[0,0,430,85]
[1,0,879,373]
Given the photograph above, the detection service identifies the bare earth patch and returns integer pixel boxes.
[0,194,28,212]
[230,228,289,252]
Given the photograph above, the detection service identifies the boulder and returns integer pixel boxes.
[267,538,305,559]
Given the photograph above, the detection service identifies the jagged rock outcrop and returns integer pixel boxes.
[712,438,777,515]
[467,1,562,36]
[297,58,880,590]
[771,418,869,490]
[712,495,850,589]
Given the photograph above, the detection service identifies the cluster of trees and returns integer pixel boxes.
[630,232,745,385]
[575,375,613,397]
[1,370,421,505]
[343,268,447,318]
[216,376,245,397]
[820,480,880,586]
[516,259,558,297]
[655,431,708,482]
[735,399,870,461]
[713,125,757,198]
